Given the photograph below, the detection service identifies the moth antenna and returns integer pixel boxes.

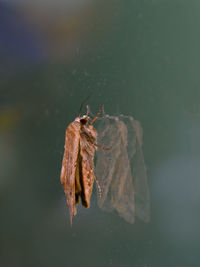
[78,93,93,116]
[89,104,103,125]
[86,105,90,116]
[102,105,105,116]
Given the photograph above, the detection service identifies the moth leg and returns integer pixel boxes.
[87,161,102,198]
[95,176,102,198]
[94,143,111,151]
[78,93,93,116]
[83,153,102,198]
[81,131,110,151]
[89,104,103,125]
[80,131,96,147]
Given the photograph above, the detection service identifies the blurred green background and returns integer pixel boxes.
[1,0,200,266]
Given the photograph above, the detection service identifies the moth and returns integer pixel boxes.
[60,104,104,225]
[96,113,150,223]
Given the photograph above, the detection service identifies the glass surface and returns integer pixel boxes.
[1,1,200,266]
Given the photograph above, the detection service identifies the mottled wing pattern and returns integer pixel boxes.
[79,124,97,208]
[60,121,81,225]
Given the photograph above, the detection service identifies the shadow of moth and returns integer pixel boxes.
[95,113,150,224]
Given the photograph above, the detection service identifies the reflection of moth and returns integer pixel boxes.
[96,113,150,223]
[60,105,103,225]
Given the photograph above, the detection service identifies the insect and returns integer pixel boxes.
[95,113,150,223]
[60,104,104,225]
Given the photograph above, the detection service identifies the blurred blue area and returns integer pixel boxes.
[0,3,44,64]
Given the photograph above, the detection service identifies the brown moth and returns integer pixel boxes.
[60,105,103,225]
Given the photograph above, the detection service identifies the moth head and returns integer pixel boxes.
[75,115,90,125]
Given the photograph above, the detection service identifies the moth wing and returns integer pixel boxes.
[96,116,135,223]
[79,125,97,208]
[60,121,81,225]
